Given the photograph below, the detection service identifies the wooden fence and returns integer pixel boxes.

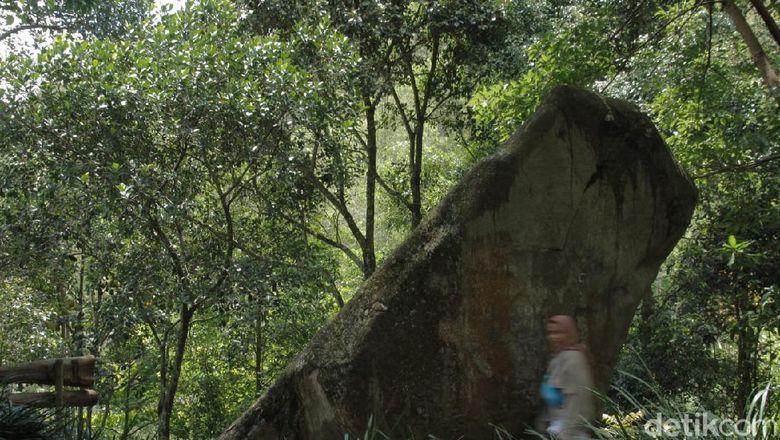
[0,356,98,407]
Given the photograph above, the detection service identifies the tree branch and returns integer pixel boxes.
[144,203,190,293]
[0,24,67,43]
[327,275,345,309]
[404,52,422,118]
[300,167,367,250]
[143,316,164,351]
[173,209,308,271]
[275,210,363,270]
[693,152,780,179]
[420,32,440,118]
[375,171,413,212]
[389,83,415,139]
[426,86,457,121]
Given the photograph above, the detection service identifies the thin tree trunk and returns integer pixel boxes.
[76,252,86,440]
[363,96,377,276]
[146,207,198,440]
[86,407,92,440]
[121,376,132,440]
[734,288,758,417]
[77,407,84,440]
[411,120,424,227]
[76,253,85,353]
[735,325,757,416]
[58,283,70,341]
[404,52,423,229]
[723,0,780,94]
[156,339,168,438]
[639,294,654,350]
[410,33,439,228]
[158,304,194,440]
[328,277,345,309]
[255,307,263,396]
[749,0,780,47]
[88,279,103,440]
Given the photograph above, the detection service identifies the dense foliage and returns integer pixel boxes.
[1,0,778,438]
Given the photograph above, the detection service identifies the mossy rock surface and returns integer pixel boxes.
[220,85,698,440]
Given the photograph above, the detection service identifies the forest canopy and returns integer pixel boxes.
[1,0,778,439]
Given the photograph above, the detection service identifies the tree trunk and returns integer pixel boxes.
[156,339,168,436]
[411,120,423,227]
[328,277,345,309]
[749,0,780,48]
[723,0,780,95]
[734,287,759,417]
[121,379,132,440]
[639,294,654,350]
[77,407,84,440]
[255,307,264,397]
[58,283,70,341]
[86,407,93,440]
[735,325,758,416]
[75,252,86,355]
[409,33,439,229]
[76,252,86,440]
[89,279,105,440]
[363,97,378,276]
[158,304,194,440]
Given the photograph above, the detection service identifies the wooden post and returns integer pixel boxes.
[54,358,64,407]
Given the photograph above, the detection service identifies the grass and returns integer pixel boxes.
[345,371,778,440]
[0,385,70,440]
[586,372,777,440]
[4,372,776,439]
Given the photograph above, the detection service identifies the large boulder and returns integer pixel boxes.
[221,86,697,439]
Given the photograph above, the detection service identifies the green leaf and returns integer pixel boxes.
[728,235,737,247]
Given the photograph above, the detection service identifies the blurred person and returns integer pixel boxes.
[537,315,596,439]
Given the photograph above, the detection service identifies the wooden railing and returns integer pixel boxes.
[0,356,99,407]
